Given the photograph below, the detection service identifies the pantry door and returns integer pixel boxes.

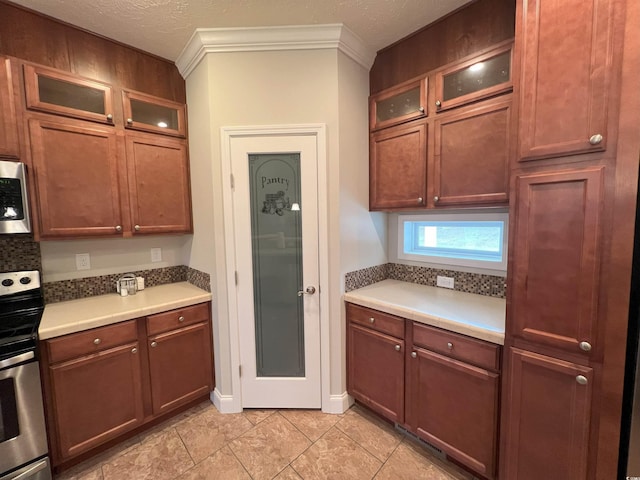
[231,133,321,408]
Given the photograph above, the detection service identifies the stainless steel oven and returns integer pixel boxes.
[0,161,31,234]
[0,271,50,480]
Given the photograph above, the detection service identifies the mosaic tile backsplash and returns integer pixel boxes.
[1,235,42,272]
[345,262,506,299]
[44,265,211,304]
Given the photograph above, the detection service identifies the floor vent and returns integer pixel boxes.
[394,424,446,459]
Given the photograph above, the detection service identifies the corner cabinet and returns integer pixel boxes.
[0,56,20,158]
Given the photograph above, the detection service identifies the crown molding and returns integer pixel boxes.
[175,24,375,78]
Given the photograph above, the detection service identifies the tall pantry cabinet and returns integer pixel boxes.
[500,0,638,479]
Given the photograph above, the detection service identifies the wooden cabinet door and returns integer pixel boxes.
[407,347,499,478]
[516,0,615,160]
[0,56,19,159]
[433,97,511,206]
[49,342,144,460]
[123,89,186,137]
[347,323,405,423]
[370,119,427,210]
[369,76,427,130]
[501,348,592,480]
[147,322,213,416]
[28,118,125,238]
[125,132,192,234]
[510,167,604,355]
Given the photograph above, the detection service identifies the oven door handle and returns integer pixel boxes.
[0,351,34,370]
[1,458,49,480]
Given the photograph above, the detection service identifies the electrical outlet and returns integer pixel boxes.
[150,248,162,263]
[436,275,454,289]
[75,253,91,271]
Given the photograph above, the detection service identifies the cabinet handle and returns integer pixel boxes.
[178,316,185,322]
[447,342,453,350]
[394,344,401,351]
[589,134,603,145]
[134,225,141,231]
[576,375,588,385]
[127,118,133,125]
[151,341,158,348]
[131,347,138,354]
[106,113,113,122]
[93,338,101,345]
[369,317,375,324]
[417,197,423,203]
[579,341,592,352]
[434,196,440,203]
[411,351,417,359]
[115,225,122,232]
[435,100,442,108]
[418,106,425,113]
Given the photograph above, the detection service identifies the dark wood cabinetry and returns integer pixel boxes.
[515,0,616,161]
[27,117,125,238]
[125,132,192,235]
[0,56,20,158]
[41,303,214,468]
[501,348,592,480]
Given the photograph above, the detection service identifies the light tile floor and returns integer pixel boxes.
[55,402,475,480]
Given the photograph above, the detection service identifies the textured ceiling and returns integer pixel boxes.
[8,0,472,61]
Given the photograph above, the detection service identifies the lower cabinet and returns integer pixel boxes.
[500,347,593,480]
[346,303,501,479]
[41,302,214,468]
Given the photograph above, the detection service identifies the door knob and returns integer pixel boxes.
[297,286,316,296]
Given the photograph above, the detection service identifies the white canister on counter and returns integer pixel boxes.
[136,277,145,291]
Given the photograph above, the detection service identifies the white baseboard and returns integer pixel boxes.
[211,388,242,413]
[323,391,353,414]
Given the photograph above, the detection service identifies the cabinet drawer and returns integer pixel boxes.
[346,303,404,338]
[412,322,500,371]
[146,303,209,336]
[46,320,138,364]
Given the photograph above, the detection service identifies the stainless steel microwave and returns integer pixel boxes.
[0,161,31,234]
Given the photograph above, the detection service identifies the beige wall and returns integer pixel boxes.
[185,47,386,406]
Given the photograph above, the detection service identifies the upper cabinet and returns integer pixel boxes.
[369,77,427,131]
[516,0,615,161]
[122,89,186,138]
[434,42,513,113]
[24,64,115,125]
[0,56,20,159]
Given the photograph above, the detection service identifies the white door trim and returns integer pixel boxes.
[219,124,330,412]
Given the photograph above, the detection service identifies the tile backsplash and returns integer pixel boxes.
[345,263,506,299]
[0,235,42,272]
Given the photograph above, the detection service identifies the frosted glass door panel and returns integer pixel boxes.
[248,153,304,377]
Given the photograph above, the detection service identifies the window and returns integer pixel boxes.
[398,213,508,271]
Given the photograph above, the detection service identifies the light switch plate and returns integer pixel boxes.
[75,253,91,271]
[436,275,454,289]
[150,248,162,263]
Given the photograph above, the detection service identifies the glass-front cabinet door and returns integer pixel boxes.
[23,64,114,124]
[122,89,186,138]
[434,42,513,112]
[369,76,427,130]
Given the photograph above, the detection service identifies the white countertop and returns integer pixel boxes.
[343,279,506,345]
[39,282,212,340]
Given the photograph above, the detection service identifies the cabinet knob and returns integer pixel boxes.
[151,341,158,348]
[134,225,141,231]
[576,375,588,385]
[434,196,440,202]
[394,344,401,351]
[579,341,592,352]
[178,316,185,322]
[417,197,423,203]
[447,342,453,350]
[411,351,417,359]
[93,338,101,345]
[435,100,442,108]
[589,134,603,145]
[106,113,113,122]
[369,317,375,324]
[418,106,425,113]
[127,118,133,125]
[115,225,122,232]
[131,347,138,354]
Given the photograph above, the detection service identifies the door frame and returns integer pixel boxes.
[220,124,330,412]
